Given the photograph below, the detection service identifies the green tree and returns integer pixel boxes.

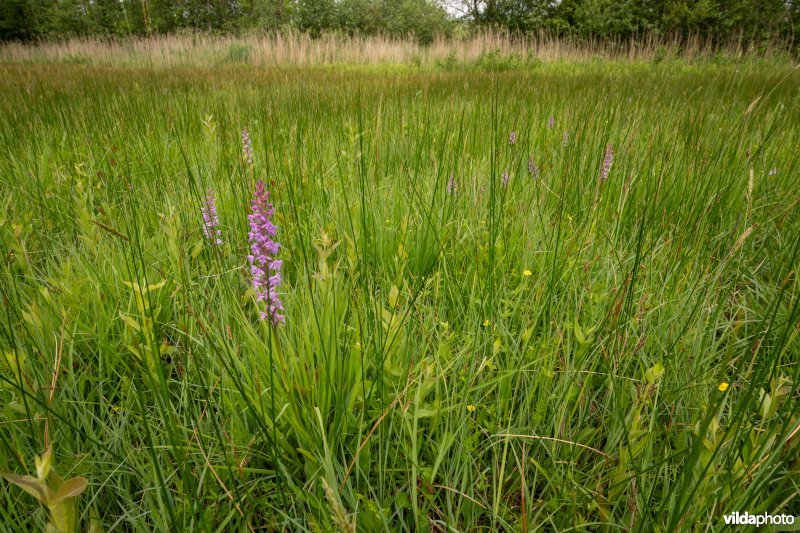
[335,0,382,35]
[717,0,793,42]
[0,0,38,40]
[659,0,719,33]
[570,0,655,37]
[296,0,336,35]
[380,0,451,43]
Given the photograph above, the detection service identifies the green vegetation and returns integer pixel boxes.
[2,0,800,52]
[0,60,798,530]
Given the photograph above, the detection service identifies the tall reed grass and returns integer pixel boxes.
[0,29,796,68]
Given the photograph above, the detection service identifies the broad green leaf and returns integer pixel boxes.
[191,240,204,258]
[574,321,586,344]
[644,362,665,385]
[492,337,502,355]
[521,327,533,343]
[1,473,48,503]
[1,350,25,374]
[48,497,77,533]
[119,313,141,332]
[52,477,88,504]
[388,285,399,309]
[574,320,595,345]
[36,447,52,480]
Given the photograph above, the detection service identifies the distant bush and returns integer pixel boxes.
[472,49,541,72]
[435,51,458,71]
[653,45,667,63]
[222,42,251,64]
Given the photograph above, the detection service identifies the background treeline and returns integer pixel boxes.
[1,0,799,48]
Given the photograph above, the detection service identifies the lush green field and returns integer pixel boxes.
[0,61,799,531]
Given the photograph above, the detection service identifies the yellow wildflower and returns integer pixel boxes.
[466,404,475,412]
[718,382,729,392]
[523,269,532,277]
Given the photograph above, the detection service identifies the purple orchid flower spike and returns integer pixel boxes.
[201,188,222,245]
[247,180,285,326]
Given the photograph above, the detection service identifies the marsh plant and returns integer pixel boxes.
[0,59,798,531]
[1,448,87,533]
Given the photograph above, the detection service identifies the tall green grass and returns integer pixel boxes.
[0,61,798,531]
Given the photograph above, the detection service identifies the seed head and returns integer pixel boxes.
[201,188,222,245]
[241,128,254,166]
[528,154,538,180]
[600,144,613,181]
[447,174,457,195]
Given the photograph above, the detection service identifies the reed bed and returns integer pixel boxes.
[1,30,796,68]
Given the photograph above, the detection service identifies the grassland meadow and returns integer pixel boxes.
[0,50,799,530]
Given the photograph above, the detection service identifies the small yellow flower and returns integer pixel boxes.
[483,319,490,327]
[523,269,532,277]
[718,382,729,392]
[466,404,475,412]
